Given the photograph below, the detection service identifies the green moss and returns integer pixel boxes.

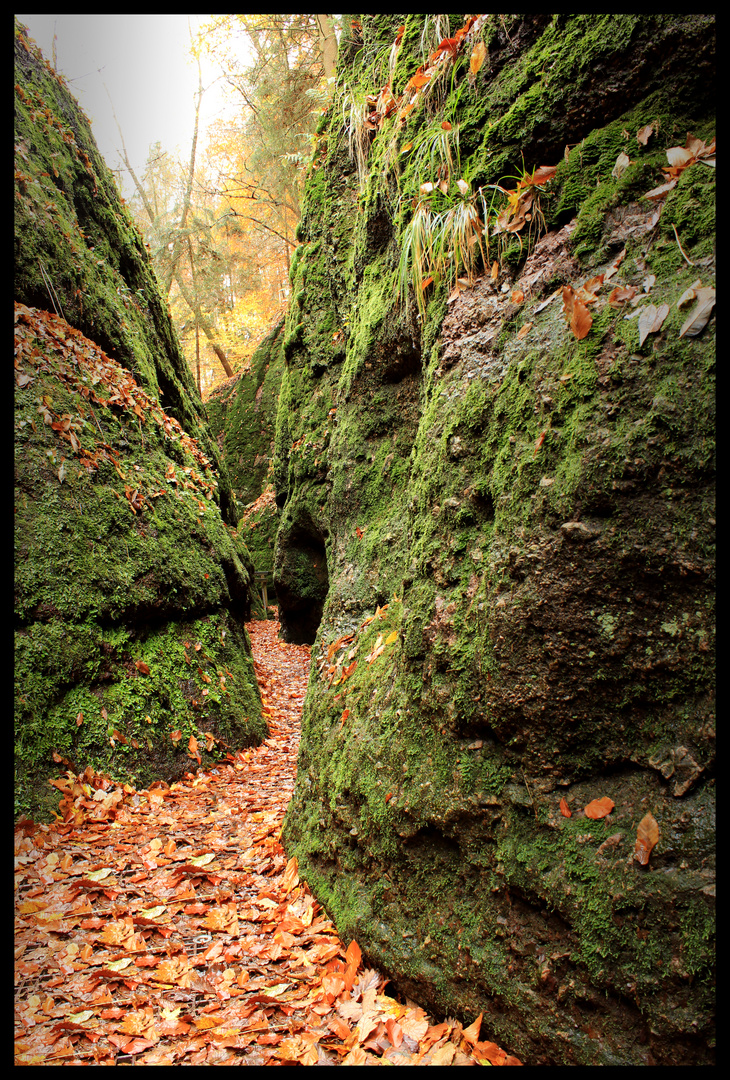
[14,25,265,822]
[275,13,714,1065]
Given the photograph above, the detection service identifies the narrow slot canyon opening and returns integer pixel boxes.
[274,521,329,645]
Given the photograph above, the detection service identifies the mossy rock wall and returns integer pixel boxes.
[14,23,265,820]
[205,317,285,515]
[279,14,715,1065]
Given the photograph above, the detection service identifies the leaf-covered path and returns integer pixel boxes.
[15,619,521,1065]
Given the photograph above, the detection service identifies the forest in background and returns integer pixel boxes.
[119,14,339,399]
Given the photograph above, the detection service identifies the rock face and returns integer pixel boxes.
[14,22,264,820]
[278,14,715,1066]
[206,320,285,595]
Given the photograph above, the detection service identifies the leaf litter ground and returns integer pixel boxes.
[15,618,521,1065]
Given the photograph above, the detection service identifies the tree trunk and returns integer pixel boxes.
[315,14,338,78]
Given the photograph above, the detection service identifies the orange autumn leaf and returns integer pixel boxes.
[634,812,660,865]
[559,797,572,818]
[562,285,592,340]
[525,164,558,185]
[462,1013,482,1045]
[282,855,299,894]
[135,659,150,675]
[511,289,525,304]
[584,796,615,819]
[470,40,486,76]
[345,939,362,970]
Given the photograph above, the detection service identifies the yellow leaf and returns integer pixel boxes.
[470,40,486,75]
[385,631,398,645]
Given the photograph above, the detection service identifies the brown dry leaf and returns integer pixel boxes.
[644,177,678,201]
[527,164,558,185]
[638,303,670,346]
[511,289,525,304]
[678,287,715,337]
[604,249,626,280]
[637,123,654,145]
[517,322,532,340]
[676,278,702,309]
[430,1042,457,1065]
[400,1010,430,1041]
[634,812,660,865]
[609,285,638,305]
[584,796,615,819]
[666,145,695,169]
[612,151,632,179]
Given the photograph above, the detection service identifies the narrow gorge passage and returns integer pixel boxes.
[14,619,519,1065]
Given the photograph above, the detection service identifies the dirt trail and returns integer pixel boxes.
[14,619,520,1065]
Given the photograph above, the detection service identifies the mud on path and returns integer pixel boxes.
[14,619,520,1065]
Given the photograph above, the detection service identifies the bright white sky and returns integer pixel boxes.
[16,14,240,196]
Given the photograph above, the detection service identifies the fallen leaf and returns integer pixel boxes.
[638,303,670,346]
[636,123,654,146]
[644,178,678,201]
[676,279,702,309]
[562,285,592,340]
[678,287,715,337]
[517,322,532,339]
[634,812,660,865]
[346,940,362,969]
[665,145,695,170]
[604,249,626,280]
[559,797,572,818]
[612,151,632,179]
[462,1014,482,1045]
[135,660,150,675]
[511,289,525,304]
[584,796,615,819]
[526,164,558,185]
[608,285,638,305]
[282,855,299,894]
[470,40,486,76]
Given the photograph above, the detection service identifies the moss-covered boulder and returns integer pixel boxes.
[279,14,715,1066]
[14,22,264,820]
